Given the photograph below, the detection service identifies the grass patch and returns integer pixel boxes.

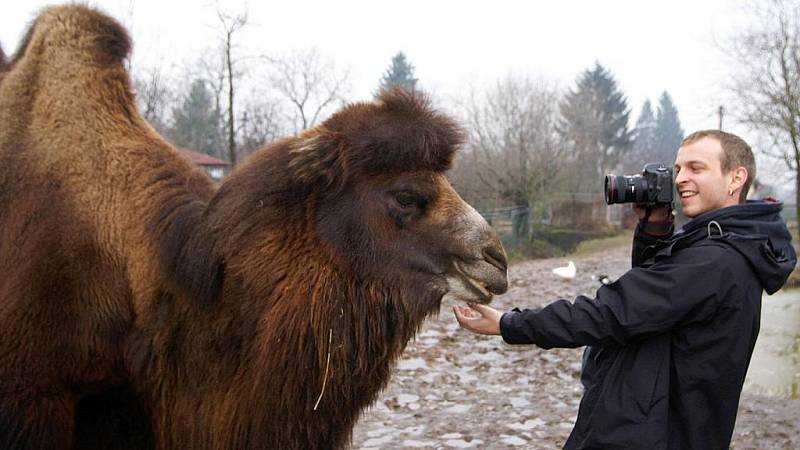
[507,239,565,263]
[569,232,631,257]
[501,226,622,262]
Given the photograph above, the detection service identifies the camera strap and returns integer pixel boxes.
[643,205,653,222]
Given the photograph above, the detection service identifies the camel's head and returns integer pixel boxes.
[288,90,508,312]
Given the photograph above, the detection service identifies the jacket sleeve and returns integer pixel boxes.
[500,244,731,349]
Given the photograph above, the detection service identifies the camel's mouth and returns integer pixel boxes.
[445,260,506,304]
[457,264,494,301]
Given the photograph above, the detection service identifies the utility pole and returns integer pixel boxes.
[717,105,725,130]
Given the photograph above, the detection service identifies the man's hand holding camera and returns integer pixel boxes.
[633,203,674,237]
[605,163,675,237]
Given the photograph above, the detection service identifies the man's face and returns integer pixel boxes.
[674,137,739,218]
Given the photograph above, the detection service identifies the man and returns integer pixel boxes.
[454,130,797,449]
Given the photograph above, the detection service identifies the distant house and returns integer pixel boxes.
[175,147,229,181]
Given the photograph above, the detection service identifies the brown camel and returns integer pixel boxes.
[0,5,508,450]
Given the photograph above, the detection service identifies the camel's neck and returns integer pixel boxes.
[149,253,428,450]
[243,274,423,450]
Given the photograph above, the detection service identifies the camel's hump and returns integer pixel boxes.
[10,4,131,68]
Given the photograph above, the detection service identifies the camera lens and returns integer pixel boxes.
[605,164,673,206]
[604,174,649,204]
[604,175,627,204]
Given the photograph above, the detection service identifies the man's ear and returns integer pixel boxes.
[730,166,748,193]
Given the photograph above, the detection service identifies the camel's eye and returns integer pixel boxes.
[393,191,419,209]
[388,190,427,227]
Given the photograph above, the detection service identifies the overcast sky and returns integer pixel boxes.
[1,1,761,154]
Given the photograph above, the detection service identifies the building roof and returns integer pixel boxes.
[176,147,229,167]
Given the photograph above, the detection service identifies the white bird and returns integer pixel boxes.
[553,261,576,282]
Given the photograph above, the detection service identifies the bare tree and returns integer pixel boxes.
[182,47,282,161]
[132,66,174,133]
[725,0,800,230]
[191,47,228,124]
[239,92,285,156]
[214,4,248,167]
[268,48,351,133]
[120,0,179,135]
[453,75,565,212]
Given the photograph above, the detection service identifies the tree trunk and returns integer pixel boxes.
[795,163,799,235]
[226,34,236,168]
[791,127,800,235]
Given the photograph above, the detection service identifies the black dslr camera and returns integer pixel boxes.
[604,163,673,205]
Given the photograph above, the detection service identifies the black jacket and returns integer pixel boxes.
[500,201,797,450]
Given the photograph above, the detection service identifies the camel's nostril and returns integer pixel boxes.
[482,244,508,273]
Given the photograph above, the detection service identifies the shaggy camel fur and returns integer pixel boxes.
[0,5,508,450]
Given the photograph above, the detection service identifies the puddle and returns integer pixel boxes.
[743,289,800,399]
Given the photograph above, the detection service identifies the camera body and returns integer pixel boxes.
[604,163,673,205]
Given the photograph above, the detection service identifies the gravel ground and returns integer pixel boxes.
[349,245,800,449]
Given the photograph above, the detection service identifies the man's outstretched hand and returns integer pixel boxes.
[453,303,502,335]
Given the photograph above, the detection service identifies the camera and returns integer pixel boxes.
[604,163,673,205]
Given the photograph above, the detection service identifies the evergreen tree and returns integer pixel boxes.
[653,91,684,164]
[169,79,224,157]
[626,100,658,173]
[559,62,632,192]
[377,52,418,95]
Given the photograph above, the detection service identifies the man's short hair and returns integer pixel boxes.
[681,130,756,202]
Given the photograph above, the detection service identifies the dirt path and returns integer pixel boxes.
[349,245,800,449]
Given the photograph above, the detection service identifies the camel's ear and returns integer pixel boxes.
[288,127,346,190]
[0,46,6,70]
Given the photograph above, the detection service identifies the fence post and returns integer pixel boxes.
[511,206,530,247]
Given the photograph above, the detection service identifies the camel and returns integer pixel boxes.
[0,5,508,450]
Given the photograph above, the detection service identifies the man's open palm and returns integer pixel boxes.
[453,303,502,335]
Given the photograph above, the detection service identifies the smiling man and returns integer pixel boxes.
[454,130,797,449]
[676,130,751,217]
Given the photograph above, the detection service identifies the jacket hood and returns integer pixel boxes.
[676,200,797,294]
